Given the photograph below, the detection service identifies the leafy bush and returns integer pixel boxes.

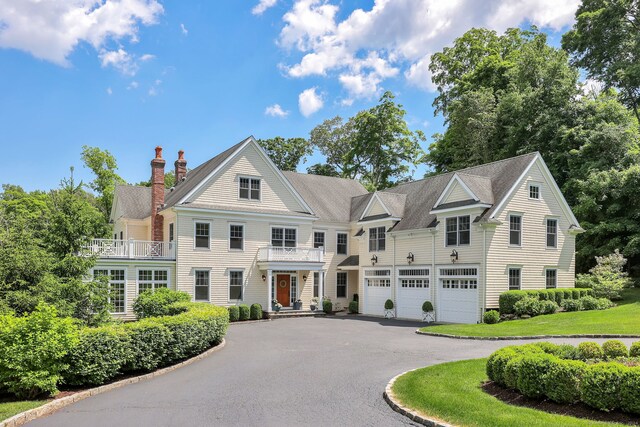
[238,304,250,321]
[156,314,205,363]
[384,299,394,310]
[579,295,600,310]
[499,290,528,314]
[483,310,500,324]
[544,359,587,404]
[487,347,518,386]
[620,368,640,414]
[630,342,640,357]
[571,289,581,299]
[577,250,631,300]
[323,299,333,314]
[228,306,239,322]
[514,297,542,317]
[63,325,131,386]
[578,342,604,360]
[422,301,433,312]
[517,353,555,398]
[561,299,582,312]
[557,344,582,360]
[0,304,79,398]
[534,342,561,354]
[596,298,614,310]
[132,288,190,319]
[537,289,550,300]
[602,340,628,359]
[549,288,565,304]
[250,303,263,320]
[540,300,558,315]
[123,319,171,372]
[348,301,358,314]
[580,362,626,412]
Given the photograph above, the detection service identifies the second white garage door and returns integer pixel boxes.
[363,269,392,316]
[396,267,431,320]
[437,266,480,324]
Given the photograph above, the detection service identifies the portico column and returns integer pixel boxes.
[319,269,324,309]
[267,269,273,312]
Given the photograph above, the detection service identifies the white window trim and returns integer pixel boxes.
[336,231,349,256]
[545,217,559,249]
[507,266,522,290]
[397,266,431,290]
[313,230,326,254]
[193,220,212,250]
[336,271,348,299]
[270,225,299,248]
[135,267,171,296]
[369,226,386,252]
[313,271,324,298]
[545,267,558,289]
[508,214,523,248]
[444,215,471,247]
[228,269,245,302]
[528,182,542,200]
[92,267,128,315]
[194,268,211,302]
[228,222,245,252]
[238,175,262,202]
[168,222,175,242]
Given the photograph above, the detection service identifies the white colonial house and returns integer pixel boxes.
[86,136,583,323]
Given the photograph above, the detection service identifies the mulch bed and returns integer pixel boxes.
[483,381,640,425]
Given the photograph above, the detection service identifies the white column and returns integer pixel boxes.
[267,269,273,312]
[319,269,324,309]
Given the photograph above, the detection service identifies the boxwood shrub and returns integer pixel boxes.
[630,341,640,357]
[250,303,263,320]
[580,363,626,412]
[483,310,500,324]
[238,304,250,321]
[132,288,191,319]
[544,359,587,404]
[323,299,333,314]
[348,301,358,314]
[228,306,240,322]
[561,299,582,312]
[498,288,599,315]
[578,342,604,360]
[602,340,628,359]
[123,319,171,372]
[620,368,640,414]
[499,291,528,314]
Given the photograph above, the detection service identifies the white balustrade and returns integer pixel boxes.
[258,246,324,263]
[84,239,175,260]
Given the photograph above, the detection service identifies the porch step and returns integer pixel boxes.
[267,310,326,319]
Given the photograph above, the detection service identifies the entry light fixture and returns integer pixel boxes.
[407,252,414,264]
[370,254,378,266]
[450,249,459,264]
[261,274,266,282]
[303,275,307,281]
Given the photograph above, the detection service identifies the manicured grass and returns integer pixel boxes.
[391,359,623,427]
[0,399,48,421]
[421,288,640,337]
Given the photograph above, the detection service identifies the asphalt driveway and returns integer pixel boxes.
[28,316,638,427]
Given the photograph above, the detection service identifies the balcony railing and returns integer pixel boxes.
[84,239,175,260]
[258,246,324,263]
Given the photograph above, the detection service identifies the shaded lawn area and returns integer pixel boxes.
[420,288,640,337]
[391,359,624,427]
[0,399,48,422]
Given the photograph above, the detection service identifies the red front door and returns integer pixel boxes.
[276,274,290,307]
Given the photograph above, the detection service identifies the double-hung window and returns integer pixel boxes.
[313,231,325,253]
[546,269,557,289]
[369,226,386,251]
[195,222,210,249]
[313,272,324,298]
[271,227,296,247]
[508,268,521,290]
[529,184,540,200]
[138,269,168,294]
[239,177,260,200]
[336,272,347,298]
[336,232,348,255]
[194,270,210,301]
[94,269,126,314]
[446,216,470,246]
[229,224,244,250]
[509,215,522,246]
[229,270,243,300]
[546,219,558,248]
[169,223,174,242]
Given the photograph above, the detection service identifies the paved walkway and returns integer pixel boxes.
[28,316,638,427]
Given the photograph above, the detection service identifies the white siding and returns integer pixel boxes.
[443,180,472,204]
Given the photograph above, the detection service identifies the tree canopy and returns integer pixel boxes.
[256,137,312,171]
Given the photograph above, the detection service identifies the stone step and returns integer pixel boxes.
[267,310,326,319]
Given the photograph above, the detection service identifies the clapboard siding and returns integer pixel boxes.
[444,180,471,204]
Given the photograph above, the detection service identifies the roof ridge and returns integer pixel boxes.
[283,170,361,184]
[116,184,152,189]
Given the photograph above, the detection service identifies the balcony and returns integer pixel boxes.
[258,246,324,264]
[84,239,176,260]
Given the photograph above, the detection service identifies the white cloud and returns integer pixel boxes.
[265,103,289,118]
[148,78,161,96]
[180,23,188,35]
[140,53,155,62]
[0,0,163,69]
[252,0,278,15]
[275,0,579,98]
[127,81,139,90]
[298,87,323,117]
[106,87,113,95]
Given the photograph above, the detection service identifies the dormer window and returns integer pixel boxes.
[239,177,260,200]
[446,216,470,246]
[529,184,540,200]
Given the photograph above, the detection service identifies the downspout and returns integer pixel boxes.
[431,228,436,320]
[392,233,397,317]
[482,225,488,322]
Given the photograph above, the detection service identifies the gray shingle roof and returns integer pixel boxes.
[282,171,368,223]
[456,173,494,204]
[376,192,406,218]
[113,185,160,220]
[337,255,359,267]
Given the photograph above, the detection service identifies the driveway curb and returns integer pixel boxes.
[0,339,226,427]
[416,330,640,340]
[383,369,453,427]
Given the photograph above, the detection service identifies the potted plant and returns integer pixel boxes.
[310,297,318,311]
[384,299,395,318]
[271,299,282,312]
[293,299,303,310]
[422,300,435,322]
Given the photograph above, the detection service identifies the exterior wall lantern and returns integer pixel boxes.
[450,249,459,264]
[303,275,307,281]
[261,274,266,282]
[370,254,378,265]
[407,252,414,264]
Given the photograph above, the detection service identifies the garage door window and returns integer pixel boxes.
[398,268,430,288]
[365,269,391,287]
[439,267,478,290]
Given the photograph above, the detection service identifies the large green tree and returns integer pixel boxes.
[256,137,312,171]
[563,0,640,121]
[81,146,125,217]
[309,116,359,179]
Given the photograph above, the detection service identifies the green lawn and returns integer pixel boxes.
[392,359,624,427]
[0,399,47,421]
[420,288,640,337]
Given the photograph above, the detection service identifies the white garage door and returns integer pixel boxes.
[437,266,479,324]
[396,268,431,320]
[363,269,392,316]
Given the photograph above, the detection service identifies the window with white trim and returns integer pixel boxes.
[336,232,348,255]
[369,226,386,251]
[195,222,210,249]
[446,216,470,246]
[546,269,557,289]
[508,268,521,290]
[271,227,296,247]
[194,270,210,301]
[229,270,243,300]
[313,272,324,298]
[94,269,126,314]
[313,231,325,253]
[336,272,347,298]
[138,269,168,294]
[546,219,558,248]
[290,275,298,304]
[509,215,522,246]
[229,224,244,251]
[169,223,174,242]
[239,177,260,200]
[529,184,540,199]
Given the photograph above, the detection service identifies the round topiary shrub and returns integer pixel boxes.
[483,310,500,324]
[517,353,556,398]
[250,303,263,320]
[228,306,239,322]
[323,299,333,314]
[620,368,640,414]
[630,341,640,357]
[238,304,250,321]
[534,342,561,354]
[348,301,358,314]
[499,290,528,314]
[578,341,604,360]
[422,301,434,312]
[561,299,582,312]
[580,362,626,412]
[602,340,628,359]
[384,299,394,310]
[544,359,587,404]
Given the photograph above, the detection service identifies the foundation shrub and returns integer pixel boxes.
[228,306,240,322]
[578,342,604,360]
[483,310,500,324]
[630,342,640,357]
[250,304,263,320]
[132,288,190,319]
[238,304,250,321]
[348,301,358,314]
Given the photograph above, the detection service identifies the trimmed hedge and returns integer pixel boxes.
[132,288,190,319]
[602,340,628,359]
[238,304,250,321]
[514,297,558,317]
[544,359,587,404]
[250,303,263,320]
[630,342,640,357]
[621,368,640,414]
[323,299,333,314]
[578,342,604,360]
[581,363,626,411]
[499,288,600,315]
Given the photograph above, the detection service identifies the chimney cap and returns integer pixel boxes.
[178,150,185,160]
[155,146,163,159]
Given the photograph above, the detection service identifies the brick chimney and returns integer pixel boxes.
[151,146,165,242]
[174,150,187,185]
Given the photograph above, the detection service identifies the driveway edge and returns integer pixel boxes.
[0,339,227,427]
[383,369,454,427]
[416,330,640,340]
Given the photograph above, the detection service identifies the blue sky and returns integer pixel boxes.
[0,0,578,191]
